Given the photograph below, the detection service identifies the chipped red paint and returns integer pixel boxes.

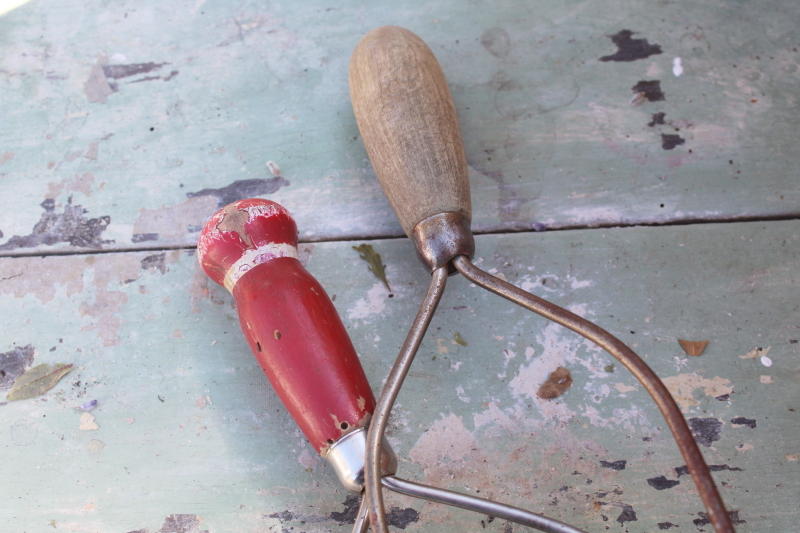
[198,198,375,454]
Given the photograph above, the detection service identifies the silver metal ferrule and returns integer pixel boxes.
[411,212,475,273]
[325,427,398,493]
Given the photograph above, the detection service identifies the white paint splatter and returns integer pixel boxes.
[672,57,683,76]
[579,403,649,430]
[508,322,578,423]
[570,278,592,290]
[473,402,520,435]
[761,356,773,367]
[646,62,663,77]
[455,386,470,403]
[408,413,476,467]
[347,282,389,319]
[298,449,317,469]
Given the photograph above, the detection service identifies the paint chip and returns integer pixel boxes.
[672,57,683,76]
[79,412,99,431]
[536,367,572,400]
[678,339,708,356]
[740,346,770,359]
[600,460,627,471]
[760,375,774,384]
[600,30,662,62]
[614,382,636,394]
[786,454,798,462]
[688,417,722,447]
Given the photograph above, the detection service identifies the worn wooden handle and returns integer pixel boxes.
[349,26,471,237]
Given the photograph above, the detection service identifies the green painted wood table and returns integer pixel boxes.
[1,1,798,532]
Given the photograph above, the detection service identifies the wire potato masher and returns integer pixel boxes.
[198,25,737,533]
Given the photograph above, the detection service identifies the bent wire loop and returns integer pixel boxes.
[359,256,735,533]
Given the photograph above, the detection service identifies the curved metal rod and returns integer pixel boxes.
[365,267,449,533]
[352,495,370,533]
[452,255,734,533]
[383,475,589,533]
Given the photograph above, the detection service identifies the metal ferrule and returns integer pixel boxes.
[325,427,398,493]
[411,212,475,272]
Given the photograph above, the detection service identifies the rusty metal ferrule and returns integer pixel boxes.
[411,212,475,273]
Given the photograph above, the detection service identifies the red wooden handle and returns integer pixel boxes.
[197,199,375,454]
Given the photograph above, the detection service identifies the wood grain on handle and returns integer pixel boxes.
[349,26,471,237]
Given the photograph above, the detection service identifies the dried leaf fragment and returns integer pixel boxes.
[352,243,392,293]
[5,363,73,401]
[678,339,708,357]
[453,332,468,346]
[536,366,573,400]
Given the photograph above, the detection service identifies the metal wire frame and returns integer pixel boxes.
[360,255,735,533]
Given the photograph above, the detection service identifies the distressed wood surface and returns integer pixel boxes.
[1,222,798,532]
[1,0,799,255]
[1,1,799,532]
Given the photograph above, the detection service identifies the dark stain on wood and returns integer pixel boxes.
[675,464,743,477]
[688,417,723,447]
[141,252,167,274]
[631,80,665,101]
[647,475,681,490]
[662,133,686,150]
[694,510,746,527]
[187,177,290,208]
[731,417,757,428]
[600,459,627,471]
[600,30,663,62]
[330,495,418,528]
[0,199,112,251]
[616,504,637,524]
[0,345,35,392]
[648,112,666,127]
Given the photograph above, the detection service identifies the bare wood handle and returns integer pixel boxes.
[349,26,471,238]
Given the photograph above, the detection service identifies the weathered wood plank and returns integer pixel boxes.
[1,220,797,531]
[1,0,799,255]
